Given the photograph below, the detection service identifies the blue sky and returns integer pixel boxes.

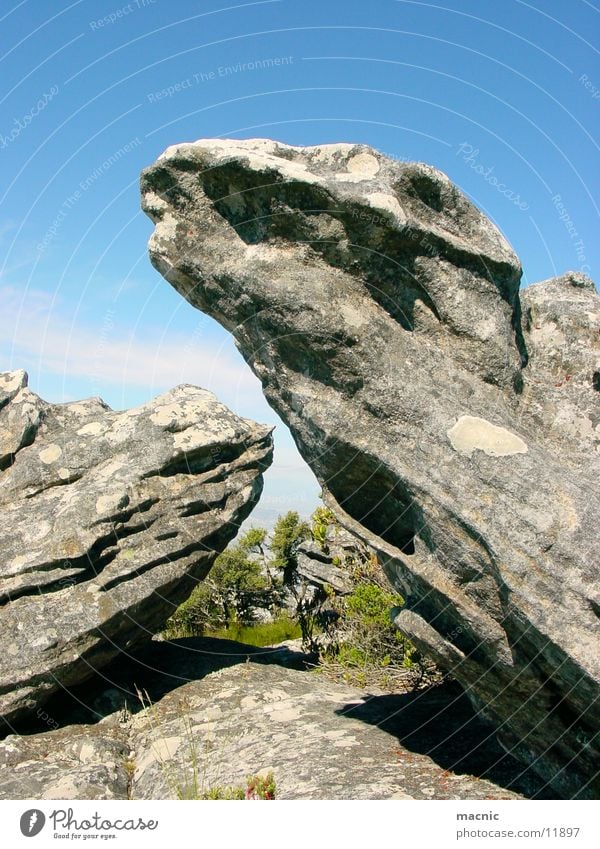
[1,0,598,526]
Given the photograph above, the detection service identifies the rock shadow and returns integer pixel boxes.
[336,681,556,799]
[3,637,308,737]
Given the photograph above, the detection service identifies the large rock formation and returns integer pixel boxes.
[142,138,599,798]
[0,370,272,727]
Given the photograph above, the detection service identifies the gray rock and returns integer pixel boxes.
[128,661,515,800]
[296,547,352,595]
[0,725,130,800]
[0,641,530,800]
[295,526,364,595]
[141,138,599,798]
[0,371,272,726]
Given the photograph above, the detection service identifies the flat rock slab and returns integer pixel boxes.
[0,640,540,800]
[130,662,522,800]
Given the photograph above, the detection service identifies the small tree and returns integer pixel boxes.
[270,511,311,584]
[271,511,319,650]
[209,530,270,626]
[164,527,272,636]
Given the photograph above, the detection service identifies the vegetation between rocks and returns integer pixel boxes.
[163,506,437,692]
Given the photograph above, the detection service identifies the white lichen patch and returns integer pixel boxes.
[157,143,188,162]
[529,319,566,348]
[263,687,291,701]
[30,630,58,650]
[248,152,312,185]
[447,415,528,457]
[150,211,179,252]
[144,190,170,212]
[153,398,238,446]
[8,554,33,572]
[150,399,208,427]
[310,143,356,164]
[264,704,302,722]
[332,735,360,748]
[172,429,226,452]
[473,317,499,342]
[366,192,406,224]
[77,421,106,436]
[94,459,126,482]
[150,735,182,762]
[323,729,351,740]
[77,743,98,764]
[41,777,80,798]
[5,551,42,578]
[29,521,51,542]
[553,403,597,445]
[104,415,139,445]
[339,302,369,329]
[95,492,128,515]
[38,444,62,464]
[346,153,380,177]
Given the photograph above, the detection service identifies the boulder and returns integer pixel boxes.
[0,371,272,727]
[296,542,353,595]
[141,138,599,798]
[295,524,364,595]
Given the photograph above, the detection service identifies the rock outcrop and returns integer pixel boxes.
[142,138,599,798]
[0,638,544,800]
[0,370,272,727]
[296,525,363,596]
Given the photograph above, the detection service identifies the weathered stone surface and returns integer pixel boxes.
[142,138,599,798]
[296,545,352,595]
[296,525,365,595]
[520,271,599,461]
[0,724,130,800]
[0,639,543,800]
[0,371,272,727]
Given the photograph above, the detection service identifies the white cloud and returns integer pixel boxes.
[0,284,259,402]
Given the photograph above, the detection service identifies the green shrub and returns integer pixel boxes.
[201,773,276,800]
[163,527,277,638]
[332,581,411,669]
[162,582,219,638]
[271,510,311,580]
[345,583,403,629]
[311,506,336,549]
[200,786,245,800]
[245,771,276,800]
[308,523,438,689]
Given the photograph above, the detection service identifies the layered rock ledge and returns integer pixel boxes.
[142,138,599,798]
[0,370,272,726]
